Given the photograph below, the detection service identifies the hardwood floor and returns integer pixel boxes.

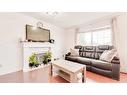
[85,71,127,83]
[0,67,50,83]
[0,68,127,83]
[50,71,127,83]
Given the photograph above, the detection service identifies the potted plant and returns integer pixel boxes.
[42,51,52,65]
[29,53,39,67]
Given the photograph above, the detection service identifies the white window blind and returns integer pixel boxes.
[76,28,112,46]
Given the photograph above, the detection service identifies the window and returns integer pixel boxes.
[76,28,112,46]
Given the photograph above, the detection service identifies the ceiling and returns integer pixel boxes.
[22,12,115,29]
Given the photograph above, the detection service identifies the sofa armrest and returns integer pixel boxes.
[111,56,120,64]
[65,52,71,60]
[65,52,71,56]
[111,56,120,80]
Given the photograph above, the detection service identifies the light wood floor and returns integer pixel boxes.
[0,67,50,83]
[0,68,127,83]
[50,71,127,83]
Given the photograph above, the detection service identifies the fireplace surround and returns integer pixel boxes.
[22,42,53,72]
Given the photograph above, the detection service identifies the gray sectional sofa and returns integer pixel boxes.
[65,45,120,80]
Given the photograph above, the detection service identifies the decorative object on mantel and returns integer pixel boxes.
[29,53,40,67]
[36,21,43,28]
[42,51,52,65]
[49,39,55,43]
[45,12,59,17]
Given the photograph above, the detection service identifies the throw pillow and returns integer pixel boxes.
[100,49,117,62]
[70,48,79,57]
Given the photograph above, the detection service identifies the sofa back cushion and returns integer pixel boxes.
[79,45,113,59]
[79,46,96,59]
[95,45,113,59]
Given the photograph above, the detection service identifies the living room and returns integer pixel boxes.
[1,0,127,95]
[0,12,127,83]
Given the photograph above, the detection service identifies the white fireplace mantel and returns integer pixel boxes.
[23,42,53,48]
[22,42,53,72]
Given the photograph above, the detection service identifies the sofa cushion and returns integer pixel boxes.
[91,67,112,78]
[98,45,110,50]
[91,59,112,70]
[79,46,96,59]
[79,46,85,57]
[85,46,96,52]
[77,57,91,65]
[85,52,94,58]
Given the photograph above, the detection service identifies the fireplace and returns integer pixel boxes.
[22,42,53,72]
[29,53,45,67]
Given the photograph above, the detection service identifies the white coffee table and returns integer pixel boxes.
[51,59,86,83]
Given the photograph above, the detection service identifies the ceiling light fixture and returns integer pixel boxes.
[45,12,59,17]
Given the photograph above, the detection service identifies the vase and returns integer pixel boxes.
[29,63,34,67]
[43,60,48,65]
[35,64,39,67]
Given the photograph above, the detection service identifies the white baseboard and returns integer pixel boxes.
[0,68,22,76]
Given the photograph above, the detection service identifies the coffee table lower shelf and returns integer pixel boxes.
[57,70,70,82]
[55,70,83,82]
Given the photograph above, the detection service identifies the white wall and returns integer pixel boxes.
[65,28,76,52]
[0,13,66,75]
[115,13,127,73]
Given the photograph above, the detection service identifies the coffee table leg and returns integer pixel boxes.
[70,73,77,83]
[82,70,84,83]
[50,64,53,76]
[82,67,86,83]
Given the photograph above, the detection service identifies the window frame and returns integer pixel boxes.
[76,27,113,46]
